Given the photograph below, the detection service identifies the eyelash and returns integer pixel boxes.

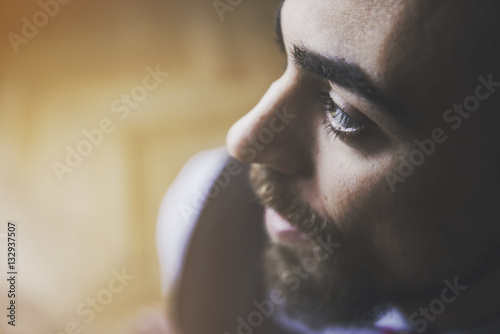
[318,91,365,140]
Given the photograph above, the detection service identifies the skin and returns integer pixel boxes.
[227,0,500,331]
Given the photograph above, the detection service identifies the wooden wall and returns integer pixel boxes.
[0,0,283,333]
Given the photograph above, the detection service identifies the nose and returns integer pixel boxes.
[226,74,312,175]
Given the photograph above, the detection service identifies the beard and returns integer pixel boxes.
[249,164,390,330]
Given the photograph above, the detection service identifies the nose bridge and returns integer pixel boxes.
[226,74,310,175]
[246,77,297,143]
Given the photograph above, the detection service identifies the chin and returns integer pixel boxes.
[263,243,391,330]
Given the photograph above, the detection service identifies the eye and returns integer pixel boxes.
[318,91,365,139]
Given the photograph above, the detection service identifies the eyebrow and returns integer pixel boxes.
[274,3,408,121]
[293,46,391,106]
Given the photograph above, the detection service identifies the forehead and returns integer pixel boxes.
[281,0,484,114]
[282,0,405,76]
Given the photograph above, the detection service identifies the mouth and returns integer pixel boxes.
[264,207,311,245]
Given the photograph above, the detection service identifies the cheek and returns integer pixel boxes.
[314,137,432,279]
[315,138,398,225]
[314,138,423,285]
[314,130,500,288]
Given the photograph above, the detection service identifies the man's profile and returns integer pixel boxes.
[158,1,500,333]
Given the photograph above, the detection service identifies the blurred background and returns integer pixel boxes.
[0,0,283,333]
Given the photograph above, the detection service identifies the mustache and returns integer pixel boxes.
[249,164,329,237]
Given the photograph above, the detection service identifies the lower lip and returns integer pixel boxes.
[264,207,310,244]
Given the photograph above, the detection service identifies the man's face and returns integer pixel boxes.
[227,0,500,329]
